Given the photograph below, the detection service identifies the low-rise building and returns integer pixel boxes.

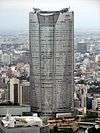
[0,105,31,117]
[6,126,49,133]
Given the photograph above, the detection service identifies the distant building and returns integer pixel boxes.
[95,41,100,54]
[95,54,100,81]
[95,54,100,63]
[2,53,11,65]
[0,50,2,66]
[92,99,98,110]
[29,8,74,114]
[77,41,88,54]
[92,97,100,116]
[74,99,80,108]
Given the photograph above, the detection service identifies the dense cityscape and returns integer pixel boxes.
[0,1,100,133]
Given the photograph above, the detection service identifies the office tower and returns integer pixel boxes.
[29,8,74,114]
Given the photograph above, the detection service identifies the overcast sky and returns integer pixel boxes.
[0,0,100,32]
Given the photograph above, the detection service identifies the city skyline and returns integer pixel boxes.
[0,0,100,32]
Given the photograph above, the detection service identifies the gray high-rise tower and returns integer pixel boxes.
[29,8,74,114]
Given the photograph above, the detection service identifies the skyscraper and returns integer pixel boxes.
[29,8,74,114]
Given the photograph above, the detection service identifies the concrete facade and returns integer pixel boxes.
[19,80,30,105]
[29,8,74,114]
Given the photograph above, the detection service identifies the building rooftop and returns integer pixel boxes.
[33,8,69,14]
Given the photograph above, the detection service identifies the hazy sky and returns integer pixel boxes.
[0,0,100,32]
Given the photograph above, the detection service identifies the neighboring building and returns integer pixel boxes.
[19,80,30,105]
[29,8,74,114]
[6,78,31,106]
[0,123,49,133]
[0,105,31,116]
[6,126,49,133]
[7,78,20,104]
[5,78,31,105]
